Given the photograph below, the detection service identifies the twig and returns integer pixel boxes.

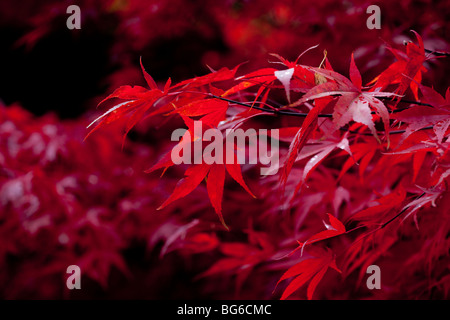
[209,94,435,135]
[209,94,332,118]
[380,193,425,229]
[424,48,450,57]
[377,96,434,108]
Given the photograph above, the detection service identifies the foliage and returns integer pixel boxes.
[87,32,450,299]
[0,0,449,300]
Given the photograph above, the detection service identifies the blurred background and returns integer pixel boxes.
[0,0,449,299]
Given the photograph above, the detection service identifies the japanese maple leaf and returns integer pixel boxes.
[171,64,242,90]
[401,189,442,222]
[336,135,403,183]
[278,53,336,185]
[287,213,346,255]
[393,106,449,144]
[417,84,450,111]
[269,52,317,103]
[369,31,427,100]
[87,62,256,229]
[392,84,450,145]
[148,118,255,230]
[280,96,334,186]
[349,186,407,226]
[169,98,229,128]
[292,54,395,144]
[153,161,253,230]
[276,248,341,300]
[154,219,219,256]
[197,229,275,293]
[87,60,241,142]
[284,134,353,195]
[223,67,278,98]
[86,58,171,143]
[223,49,317,105]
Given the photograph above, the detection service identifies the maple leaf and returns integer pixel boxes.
[170,98,229,128]
[86,71,170,146]
[369,31,427,100]
[401,189,442,222]
[224,67,278,97]
[284,214,346,259]
[157,163,211,211]
[417,84,450,111]
[280,96,333,186]
[298,213,346,249]
[86,89,162,140]
[223,51,316,106]
[276,248,341,300]
[172,64,242,90]
[290,55,395,145]
[349,186,406,225]
[285,134,353,195]
[198,229,275,294]
[140,56,159,90]
[207,164,226,227]
[87,62,242,144]
[151,121,255,229]
[391,105,450,144]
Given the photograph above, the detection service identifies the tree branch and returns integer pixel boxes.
[424,48,450,57]
[209,94,436,135]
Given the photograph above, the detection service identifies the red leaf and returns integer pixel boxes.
[349,53,362,90]
[418,84,449,109]
[412,151,427,182]
[172,99,227,118]
[391,105,449,143]
[294,136,352,193]
[370,31,426,100]
[275,67,295,103]
[349,186,406,223]
[98,85,150,106]
[224,148,255,198]
[280,97,331,186]
[140,57,158,90]
[224,68,277,97]
[207,164,227,229]
[158,164,210,210]
[298,213,346,249]
[292,64,394,144]
[280,265,321,300]
[172,99,229,127]
[306,265,328,300]
[198,258,245,277]
[172,64,242,90]
[277,251,340,300]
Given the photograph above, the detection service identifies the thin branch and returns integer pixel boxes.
[424,48,450,57]
[377,96,434,108]
[380,193,425,229]
[209,94,332,118]
[209,94,436,135]
[211,94,433,117]
[403,42,450,57]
